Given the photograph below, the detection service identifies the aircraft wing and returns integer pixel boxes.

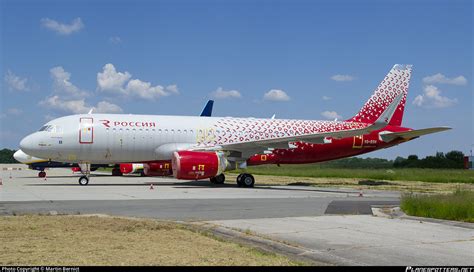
[379,127,451,142]
[193,93,404,156]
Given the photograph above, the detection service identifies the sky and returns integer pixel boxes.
[1,0,472,159]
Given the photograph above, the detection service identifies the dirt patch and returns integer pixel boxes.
[0,215,301,266]
[358,180,392,186]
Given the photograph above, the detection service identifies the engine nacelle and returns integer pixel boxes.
[172,151,227,180]
[120,163,144,174]
[143,161,173,176]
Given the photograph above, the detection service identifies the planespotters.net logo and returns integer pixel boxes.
[406,267,474,272]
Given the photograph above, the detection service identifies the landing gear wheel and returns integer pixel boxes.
[237,173,254,188]
[78,176,89,186]
[236,173,244,187]
[38,171,46,178]
[112,168,123,176]
[210,174,225,184]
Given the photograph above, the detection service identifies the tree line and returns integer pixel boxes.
[0,148,18,163]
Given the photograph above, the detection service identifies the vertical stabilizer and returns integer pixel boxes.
[347,64,412,126]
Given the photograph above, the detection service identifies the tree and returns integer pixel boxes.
[0,149,18,163]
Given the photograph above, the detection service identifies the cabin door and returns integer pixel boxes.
[79,117,94,144]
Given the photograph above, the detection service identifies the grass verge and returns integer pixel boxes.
[232,165,474,184]
[401,189,474,223]
[0,215,302,266]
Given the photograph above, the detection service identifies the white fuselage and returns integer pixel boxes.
[19,113,366,164]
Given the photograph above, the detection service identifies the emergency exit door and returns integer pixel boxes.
[353,135,363,149]
[79,117,94,144]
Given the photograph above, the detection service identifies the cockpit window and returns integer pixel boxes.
[38,125,61,133]
[38,125,50,131]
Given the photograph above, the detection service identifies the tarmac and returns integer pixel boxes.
[0,164,473,266]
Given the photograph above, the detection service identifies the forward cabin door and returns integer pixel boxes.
[79,117,94,144]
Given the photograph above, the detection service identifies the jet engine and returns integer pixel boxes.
[172,151,228,180]
[143,161,173,176]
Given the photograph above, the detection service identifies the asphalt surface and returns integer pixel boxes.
[1,164,472,266]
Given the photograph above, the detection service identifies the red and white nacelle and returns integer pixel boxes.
[172,151,228,180]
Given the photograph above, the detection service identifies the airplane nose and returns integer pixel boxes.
[13,150,23,162]
[19,134,35,154]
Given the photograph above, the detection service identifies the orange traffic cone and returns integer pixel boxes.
[150,183,154,190]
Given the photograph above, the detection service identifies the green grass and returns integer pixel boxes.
[401,189,474,222]
[232,164,474,184]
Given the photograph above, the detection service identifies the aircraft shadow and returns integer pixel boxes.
[25,179,357,194]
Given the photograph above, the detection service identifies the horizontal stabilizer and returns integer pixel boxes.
[380,127,451,142]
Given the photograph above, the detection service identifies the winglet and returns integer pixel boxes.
[88,108,94,114]
[200,100,214,117]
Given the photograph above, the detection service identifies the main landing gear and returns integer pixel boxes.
[236,173,255,188]
[210,173,226,184]
[38,171,46,178]
[209,173,255,187]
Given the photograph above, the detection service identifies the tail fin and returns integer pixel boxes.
[200,100,214,117]
[347,64,412,126]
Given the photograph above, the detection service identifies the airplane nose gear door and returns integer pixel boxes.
[79,117,94,144]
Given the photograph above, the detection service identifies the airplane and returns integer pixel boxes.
[13,100,215,178]
[19,64,450,187]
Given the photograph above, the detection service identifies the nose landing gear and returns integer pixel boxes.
[78,162,91,186]
[78,175,89,186]
[38,171,46,178]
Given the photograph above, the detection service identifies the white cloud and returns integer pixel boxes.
[40,17,84,35]
[40,96,89,114]
[4,70,29,91]
[109,36,122,44]
[94,101,123,113]
[42,66,123,114]
[97,63,131,93]
[97,63,178,100]
[322,96,332,101]
[125,79,169,100]
[331,74,355,82]
[50,66,88,98]
[412,85,457,108]
[211,87,242,99]
[40,96,123,114]
[422,73,467,86]
[321,111,342,120]
[263,89,290,101]
[165,84,179,94]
